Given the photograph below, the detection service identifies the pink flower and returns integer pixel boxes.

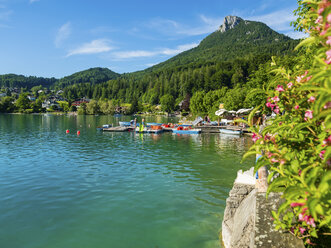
[306,75,312,81]
[290,202,305,207]
[271,158,279,163]
[323,135,331,145]
[318,8,324,15]
[305,110,313,119]
[294,105,299,110]
[307,217,316,228]
[328,13,331,24]
[252,133,261,143]
[274,107,280,114]
[273,96,280,102]
[320,150,326,159]
[299,227,306,234]
[266,102,272,108]
[327,37,331,46]
[324,101,331,109]
[296,75,304,83]
[275,85,284,92]
[326,50,331,58]
[308,96,315,102]
[326,50,331,64]
[299,213,304,221]
[315,15,323,24]
[287,82,293,88]
[264,134,272,141]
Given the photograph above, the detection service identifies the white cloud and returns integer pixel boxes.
[247,8,295,31]
[55,22,71,47]
[113,50,156,59]
[67,39,114,57]
[112,42,198,59]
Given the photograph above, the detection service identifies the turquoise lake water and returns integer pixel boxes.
[0,114,254,248]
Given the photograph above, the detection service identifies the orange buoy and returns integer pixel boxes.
[66,129,70,134]
[77,130,81,135]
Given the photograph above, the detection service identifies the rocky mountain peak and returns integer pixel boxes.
[218,16,243,33]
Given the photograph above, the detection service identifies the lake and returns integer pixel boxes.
[0,114,254,248]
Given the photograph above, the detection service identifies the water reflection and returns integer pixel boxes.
[0,114,253,248]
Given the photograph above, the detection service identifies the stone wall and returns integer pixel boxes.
[221,168,305,248]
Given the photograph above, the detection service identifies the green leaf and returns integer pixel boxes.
[294,37,316,50]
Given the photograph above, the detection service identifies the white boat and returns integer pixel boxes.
[219,128,242,135]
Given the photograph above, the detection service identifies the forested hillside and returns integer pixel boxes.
[60,16,300,114]
[1,16,301,116]
[53,67,120,89]
[0,74,56,89]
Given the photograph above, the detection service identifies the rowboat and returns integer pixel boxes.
[172,128,201,134]
[219,128,242,135]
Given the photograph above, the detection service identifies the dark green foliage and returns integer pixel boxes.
[0,74,56,89]
[54,67,120,89]
[0,96,15,113]
[160,94,175,113]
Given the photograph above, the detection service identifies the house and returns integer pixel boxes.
[71,98,90,107]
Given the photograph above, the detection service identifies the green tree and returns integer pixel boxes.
[190,91,206,114]
[223,87,247,110]
[77,102,87,115]
[0,96,15,113]
[86,100,99,115]
[15,93,30,112]
[160,94,175,113]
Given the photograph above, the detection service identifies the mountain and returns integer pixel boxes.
[54,67,120,88]
[141,16,298,73]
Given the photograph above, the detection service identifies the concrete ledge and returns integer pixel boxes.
[222,168,305,248]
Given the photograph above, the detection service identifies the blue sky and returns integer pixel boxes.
[0,0,303,78]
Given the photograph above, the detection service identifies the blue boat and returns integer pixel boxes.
[172,128,201,134]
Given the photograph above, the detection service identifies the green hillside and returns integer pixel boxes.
[141,17,298,73]
[54,67,120,88]
[0,74,57,89]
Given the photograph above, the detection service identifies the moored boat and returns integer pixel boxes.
[172,127,201,134]
[119,121,131,127]
[146,122,163,126]
[96,124,112,131]
[219,128,242,135]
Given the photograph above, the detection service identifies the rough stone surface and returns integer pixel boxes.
[222,168,305,248]
[218,16,243,33]
[222,183,255,248]
[254,193,305,248]
[231,189,256,247]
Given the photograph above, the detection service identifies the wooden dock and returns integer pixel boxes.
[199,125,250,134]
